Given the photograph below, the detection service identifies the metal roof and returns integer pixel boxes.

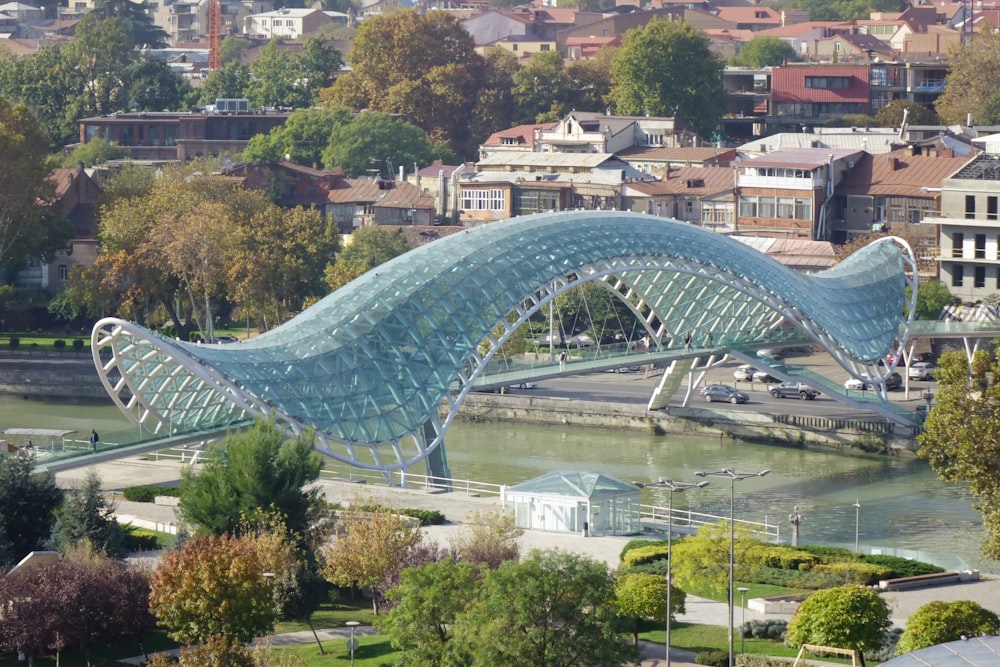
[508,471,639,498]
[880,635,1000,667]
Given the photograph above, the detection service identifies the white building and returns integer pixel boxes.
[243,7,330,40]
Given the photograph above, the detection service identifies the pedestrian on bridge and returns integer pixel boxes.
[559,351,567,370]
[684,332,692,350]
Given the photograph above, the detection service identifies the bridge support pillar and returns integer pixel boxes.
[422,419,452,491]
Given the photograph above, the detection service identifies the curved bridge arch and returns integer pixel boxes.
[92,211,916,473]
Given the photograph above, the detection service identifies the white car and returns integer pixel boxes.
[733,365,758,381]
[509,381,538,390]
[908,362,936,381]
[844,376,872,391]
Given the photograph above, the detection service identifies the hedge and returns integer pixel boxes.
[620,538,669,561]
[811,561,893,585]
[859,554,943,578]
[622,559,670,576]
[793,544,858,563]
[696,650,730,667]
[622,544,670,568]
[123,528,161,552]
[743,545,818,571]
[123,485,181,503]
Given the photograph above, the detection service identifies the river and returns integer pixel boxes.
[1,395,995,574]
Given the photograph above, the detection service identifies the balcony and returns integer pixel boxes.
[738,175,818,190]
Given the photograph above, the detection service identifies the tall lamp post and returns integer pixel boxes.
[345,621,361,666]
[633,478,709,667]
[854,499,861,553]
[696,468,770,667]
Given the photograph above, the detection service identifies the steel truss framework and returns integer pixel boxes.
[92,211,917,474]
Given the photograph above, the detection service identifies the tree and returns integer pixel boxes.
[874,99,937,127]
[448,549,639,666]
[0,99,68,274]
[241,107,352,167]
[468,49,518,145]
[786,0,905,21]
[669,521,756,595]
[615,572,685,646]
[0,454,63,567]
[897,600,999,654]
[730,36,795,68]
[908,279,955,321]
[936,29,1000,125]
[321,503,425,614]
[246,38,341,110]
[179,419,324,537]
[198,61,252,104]
[48,469,127,558]
[786,584,891,657]
[919,349,1000,558]
[149,529,295,646]
[449,509,522,568]
[324,224,411,291]
[270,557,330,654]
[566,49,614,113]
[377,558,480,666]
[219,35,253,65]
[320,10,486,155]
[61,138,128,168]
[511,51,574,124]
[321,111,449,176]
[609,18,725,138]
[89,0,169,48]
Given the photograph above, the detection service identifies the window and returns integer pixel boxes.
[952,265,964,287]
[989,196,998,221]
[805,76,850,89]
[462,188,505,212]
[966,195,976,219]
[976,234,986,259]
[758,196,775,218]
[58,265,68,281]
[738,197,757,218]
[952,232,964,258]
[777,197,794,219]
[975,266,986,288]
[540,44,550,51]
[795,198,811,221]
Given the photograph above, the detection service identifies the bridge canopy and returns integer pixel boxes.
[92,211,915,473]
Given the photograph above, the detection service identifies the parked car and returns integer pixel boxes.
[733,365,758,381]
[751,370,779,384]
[885,372,902,390]
[770,382,819,400]
[908,362,936,381]
[699,384,750,404]
[757,348,783,361]
[509,381,538,390]
[214,335,239,344]
[844,375,872,391]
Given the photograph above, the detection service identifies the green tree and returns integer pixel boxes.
[240,107,352,167]
[271,557,330,654]
[89,0,169,48]
[786,584,891,657]
[919,349,1000,557]
[511,51,574,124]
[198,61,252,104]
[907,279,954,320]
[609,18,725,138]
[449,509,522,568]
[179,419,324,537]
[786,0,905,21]
[324,224,410,291]
[377,558,480,665]
[897,600,999,654]
[61,138,128,168]
[149,529,295,646]
[246,37,341,110]
[321,112,451,177]
[448,549,639,666]
[468,49,518,145]
[321,10,486,155]
[730,36,795,68]
[615,572,685,646]
[874,99,937,127]
[669,521,756,596]
[219,35,253,64]
[936,29,1000,125]
[48,469,127,558]
[566,49,614,112]
[0,455,63,566]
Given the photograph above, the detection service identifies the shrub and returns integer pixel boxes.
[620,539,668,561]
[897,601,999,654]
[399,508,446,526]
[739,655,796,667]
[695,650,730,666]
[123,484,181,503]
[744,544,817,570]
[622,559,670,576]
[72,338,84,354]
[859,554,943,579]
[742,619,787,641]
[794,544,858,563]
[53,339,66,355]
[622,544,670,568]
[812,562,892,586]
[28,342,38,355]
[8,337,18,352]
[123,528,161,552]
[747,566,846,590]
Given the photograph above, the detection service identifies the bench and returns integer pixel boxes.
[878,571,964,591]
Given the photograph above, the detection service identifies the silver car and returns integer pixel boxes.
[700,384,750,404]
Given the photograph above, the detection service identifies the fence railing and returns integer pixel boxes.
[640,504,780,542]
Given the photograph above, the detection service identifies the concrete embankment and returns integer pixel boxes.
[1,355,917,453]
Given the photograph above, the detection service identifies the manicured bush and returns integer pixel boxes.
[695,649,730,666]
[620,538,668,561]
[399,508,446,526]
[622,559,670,576]
[897,601,999,654]
[123,484,181,503]
[746,565,842,590]
[859,554,943,579]
[8,337,18,352]
[53,339,66,355]
[739,654,796,667]
[742,619,787,641]
[744,544,817,570]
[795,544,858,563]
[812,561,893,586]
[123,528,161,552]
[72,338,84,354]
[622,544,670,568]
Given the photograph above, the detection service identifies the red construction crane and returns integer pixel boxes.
[208,0,222,70]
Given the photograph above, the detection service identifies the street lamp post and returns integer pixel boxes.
[737,587,750,657]
[633,478,708,667]
[345,621,361,666]
[696,468,770,667]
[854,499,861,553]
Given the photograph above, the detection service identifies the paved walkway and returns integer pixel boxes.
[60,458,1000,666]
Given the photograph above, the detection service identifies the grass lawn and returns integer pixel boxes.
[267,636,400,666]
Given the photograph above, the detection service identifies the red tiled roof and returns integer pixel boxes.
[713,6,781,24]
[756,21,850,38]
[625,166,733,197]
[704,28,757,43]
[837,146,979,197]
[327,179,434,209]
[47,168,80,199]
[771,65,869,104]
[481,122,556,148]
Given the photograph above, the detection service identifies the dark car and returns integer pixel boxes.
[770,381,819,400]
[884,371,902,391]
[699,384,750,404]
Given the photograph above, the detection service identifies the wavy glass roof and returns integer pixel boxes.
[92,210,915,473]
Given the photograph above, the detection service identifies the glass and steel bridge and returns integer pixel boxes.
[91,210,918,478]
